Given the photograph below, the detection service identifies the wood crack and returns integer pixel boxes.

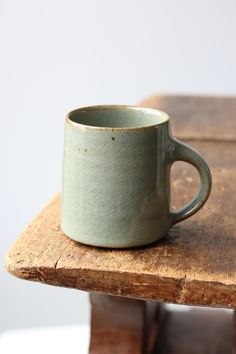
[54,240,72,270]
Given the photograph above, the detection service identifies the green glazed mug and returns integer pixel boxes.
[61,105,212,248]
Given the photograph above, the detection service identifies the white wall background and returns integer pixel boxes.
[1,0,236,332]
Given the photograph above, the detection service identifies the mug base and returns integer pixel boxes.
[61,226,167,249]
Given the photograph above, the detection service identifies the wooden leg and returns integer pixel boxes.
[233,310,236,354]
[89,293,161,354]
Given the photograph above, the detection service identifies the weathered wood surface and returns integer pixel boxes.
[155,308,233,354]
[5,95,236,308]
[5,140,236,307]
[141,95,236,141]
[89,294,159,354]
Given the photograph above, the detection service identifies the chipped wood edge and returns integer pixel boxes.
[5,256,236,309]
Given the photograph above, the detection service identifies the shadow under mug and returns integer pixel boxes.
[61,105,212,248]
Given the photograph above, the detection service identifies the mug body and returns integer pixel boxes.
[61,106,172,248]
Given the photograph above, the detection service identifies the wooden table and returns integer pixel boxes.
[6,95,236,353]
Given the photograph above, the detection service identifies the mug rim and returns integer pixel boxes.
[66,105,169,131]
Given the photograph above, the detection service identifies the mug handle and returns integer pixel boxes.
[169,138,212,225]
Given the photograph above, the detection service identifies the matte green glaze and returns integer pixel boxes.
[61,105,212,248]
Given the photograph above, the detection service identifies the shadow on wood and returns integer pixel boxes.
[154,307,233,354]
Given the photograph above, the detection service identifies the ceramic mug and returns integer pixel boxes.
[61,105,212,248]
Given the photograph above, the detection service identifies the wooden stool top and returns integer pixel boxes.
[6,95,236,308]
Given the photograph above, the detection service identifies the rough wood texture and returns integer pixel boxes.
[154,308,233,354]
[89,294,159,354]
[5,95,236,308]
[89,294,145,354]
[141,94,236,141]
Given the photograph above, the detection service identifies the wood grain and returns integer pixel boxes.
[89,294,145,354]
[89,294,159,354]
[141,94,236,141]
[5,139,236,308]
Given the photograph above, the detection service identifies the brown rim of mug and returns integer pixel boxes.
[66,105,169,132]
